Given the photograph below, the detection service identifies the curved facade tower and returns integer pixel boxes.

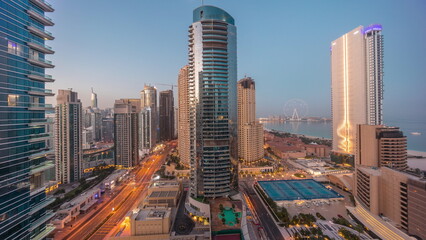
[331,24,384,156]
[188,6,238,198]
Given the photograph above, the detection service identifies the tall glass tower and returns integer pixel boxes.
[188,5,238,198]
[0,0,56,239]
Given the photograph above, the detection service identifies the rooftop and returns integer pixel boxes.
[134,208,171,221]
[149,190,178,198]
[193,5,235,25]
[150,180,180,189]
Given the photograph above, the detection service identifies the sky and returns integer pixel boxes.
[47,0,426,121]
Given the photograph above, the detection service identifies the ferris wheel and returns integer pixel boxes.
[283,99,308,120]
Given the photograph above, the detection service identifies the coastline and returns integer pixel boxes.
[265,128,426,154]
[407,150,426,157]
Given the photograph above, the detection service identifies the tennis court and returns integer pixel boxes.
[258,179,343,201]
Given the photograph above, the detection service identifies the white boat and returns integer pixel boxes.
[411,132,421,136]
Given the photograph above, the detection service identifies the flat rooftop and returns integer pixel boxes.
[150,180,180,188]
[135,208,171,221]
[149,190,178,198]
[258,179,343,201]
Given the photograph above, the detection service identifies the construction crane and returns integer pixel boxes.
[155,83,178,92]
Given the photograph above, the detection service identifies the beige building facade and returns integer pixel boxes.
[55,90,83,184]
[331,25,384,155]
[177,66,190,166]
[237,77,264,164]
[356,125,407,170]
[114,99,140,168]
[144,180,182,208]
[130,208,171,236]
[354,166,425,237]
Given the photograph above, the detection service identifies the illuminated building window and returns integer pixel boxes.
[8,94,19,106]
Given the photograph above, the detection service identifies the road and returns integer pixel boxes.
[241,181,284,240]
[62,144,173,240]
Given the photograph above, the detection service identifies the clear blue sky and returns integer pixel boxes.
[47,0,426,120]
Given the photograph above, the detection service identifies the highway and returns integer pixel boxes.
[62,143,173,240]
[241,181,284,240]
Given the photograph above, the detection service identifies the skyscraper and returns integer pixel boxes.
[0,1,56,238]
[237,77,264,165]
[188,6,238,198]
[84,106,102,141]
[331,24,384,156]
[139,107,154,154]
[114,99,139,168]
[178,65,190,166]
[55,90,83,184]
[91,87,98,108]
[159,90,174,141]
[139,85,158,154]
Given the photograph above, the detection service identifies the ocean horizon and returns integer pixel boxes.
[263,119,426,152]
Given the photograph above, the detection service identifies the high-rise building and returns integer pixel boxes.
[356,125,408,170]
[0,1,56,238]
[187,6,238,198]
[139,107,153,155]
[159,90,174,141]
[114,99,139,168]
[178,65,190,166]
[84,106,102,141]
[237,77,264,165]
[91,87,98,108]
[55,90,83,184]
[141,85,157,110]
[331,24,384,155]
[139,85,157,154]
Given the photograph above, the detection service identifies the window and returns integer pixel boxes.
[7,41,21,55]
[8,94,19,106]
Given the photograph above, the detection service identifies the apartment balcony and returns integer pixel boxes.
[29,118,50,127]
[31,223,55,240]
[29,149,53,160]
[28,87,54,96]
[30,0,54,12]
[28,133,52,143]
[28,56,54,68]
[27,39,54,54]
[27,8,54,26]
[27,71,54,83]
[30,161,54,175]
[28,23,54,40]
[30,197,55,215]
[29,211,54,231]
[28,103,54,111]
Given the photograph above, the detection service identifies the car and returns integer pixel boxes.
[337,214,343,218]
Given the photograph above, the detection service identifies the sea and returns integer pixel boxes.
[263,119,426,152]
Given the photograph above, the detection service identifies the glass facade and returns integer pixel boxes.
[0,0,55,239]
[189,6,238,198]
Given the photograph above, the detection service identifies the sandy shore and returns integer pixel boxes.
[407,150,426,157]
[264,128,332,140]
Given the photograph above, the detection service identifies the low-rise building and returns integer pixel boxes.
[131,208,171,236]
[52,188,101,229]
[143,180,182,208]
[239,165,274,175]
[305,144,331,158]
[100,169,129,191]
